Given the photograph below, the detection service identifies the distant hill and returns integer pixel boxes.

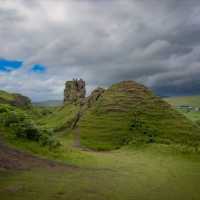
[78,81,200,150]
[33,100,62,107]
[0,90,31,107]
[164,95,200,107]
[164,95,200,122]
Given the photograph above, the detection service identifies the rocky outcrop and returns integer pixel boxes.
[11,94,31,107]
[0,90,31,108]
[64,79,86,104]
[86,87,105,108]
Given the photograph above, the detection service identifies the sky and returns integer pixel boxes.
[0,0,200,101]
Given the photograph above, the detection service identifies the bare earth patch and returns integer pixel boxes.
[0,138,76,171]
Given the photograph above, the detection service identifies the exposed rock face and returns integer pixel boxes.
[86,87,105,108]
[0,90,31,108]
[11,94,31,107]
[64,79,86,104]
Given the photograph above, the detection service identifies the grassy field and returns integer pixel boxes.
[1,90,200,200]
[164,95,200,122]
[1,112,200,199]
[164,95,200,107]
[1,140,200,200]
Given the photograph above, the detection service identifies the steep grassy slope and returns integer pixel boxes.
[39,103,79,131]
[79,81,200,150]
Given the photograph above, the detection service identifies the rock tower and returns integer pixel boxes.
[64,79,86,103]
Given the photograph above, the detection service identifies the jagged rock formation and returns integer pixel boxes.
[11,94,31,107]
[86,87,105,108]
[64,79,86,104]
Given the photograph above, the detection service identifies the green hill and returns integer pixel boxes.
[0,90,31,107]
[79,81,200,150]
[1,81,200,200]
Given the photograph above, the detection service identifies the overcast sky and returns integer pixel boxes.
[0,0,200,101]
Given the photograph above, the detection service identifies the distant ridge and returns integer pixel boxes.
[33,100,62,107]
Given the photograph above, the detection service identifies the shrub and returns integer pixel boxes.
[10,120,41,141]
[39,129,61,149]
[0,104,61,149]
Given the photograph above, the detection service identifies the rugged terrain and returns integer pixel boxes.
[0,79,200,200]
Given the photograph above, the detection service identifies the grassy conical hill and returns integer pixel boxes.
[79,81,200,150]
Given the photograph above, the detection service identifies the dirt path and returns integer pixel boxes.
[73,127,81,148]
[0,136,76,171]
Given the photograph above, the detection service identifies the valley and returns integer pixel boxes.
[0,80,200,200]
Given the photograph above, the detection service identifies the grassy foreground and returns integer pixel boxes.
[1,88,200,200]
[1,143,200,200]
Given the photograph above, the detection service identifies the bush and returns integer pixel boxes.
[39,129,61,149]
[0,104,61,149]
[10,120,41,141]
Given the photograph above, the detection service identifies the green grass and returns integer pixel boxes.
[79,81,200,150]
[0,90,15,101]
[1,144,200,200]
[1,86,200,199]
[1,114,200,200]
[38,103,79,131]
[164,95,200,122]
[179,110,200,122]
[164,95,200,107]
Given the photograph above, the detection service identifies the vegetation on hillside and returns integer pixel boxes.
[0,104,60,149]
[0,90,31,107]
[79,81,200,150]
[38,103,80,131]
[1,83,200,200]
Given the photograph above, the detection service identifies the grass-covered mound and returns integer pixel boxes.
[79,81,200,150]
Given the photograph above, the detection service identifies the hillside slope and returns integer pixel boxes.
[0,90,31,107]
[39,103,80,131]
[79,81,200,150]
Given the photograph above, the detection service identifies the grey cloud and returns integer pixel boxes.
[0,0,200,101]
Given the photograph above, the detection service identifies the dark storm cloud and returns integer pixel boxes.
[0,0,200,100]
